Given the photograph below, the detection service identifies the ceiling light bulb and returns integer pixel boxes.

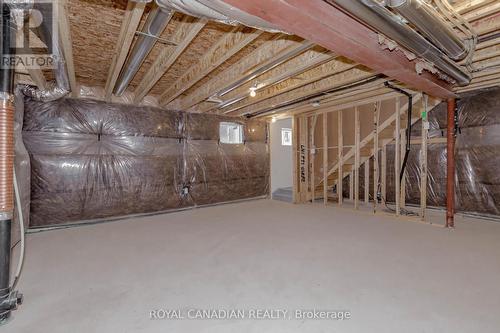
[250,89,256,97]
[271,117,277,123]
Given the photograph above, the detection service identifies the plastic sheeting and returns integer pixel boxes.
[13,89,31,245]
[388,87,500,217]
[22,97,269,227]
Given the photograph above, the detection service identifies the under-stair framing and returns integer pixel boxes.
[292,91,442,221]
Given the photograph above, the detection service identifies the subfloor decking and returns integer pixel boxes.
[5,199,500,332]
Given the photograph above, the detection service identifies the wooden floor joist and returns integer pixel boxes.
[58,0,78,96]
[133,17,207,104]
[226,63,367,117]
[159,27,263,106]
[200,49,334,114]
[104,0,146,101]
[177,36,305,111]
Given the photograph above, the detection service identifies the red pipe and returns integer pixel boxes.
[446,98,455,228]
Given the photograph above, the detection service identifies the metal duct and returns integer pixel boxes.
[156,0,285,33]
[34,2,70,91]
[386,0,468,60]
[216,41,315,98]
[113,4,172,96]
[19,82,68,102]
[327,0,471,86]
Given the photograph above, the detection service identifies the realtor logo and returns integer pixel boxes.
[1,0,58,69]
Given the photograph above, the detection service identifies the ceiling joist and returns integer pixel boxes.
[223,59,364,116]
[133,17,207,103]
[158,26,263,106]
[195,44,333,113]
[174,35,305,111]
[57,0,78,96]
[104,0,146,101]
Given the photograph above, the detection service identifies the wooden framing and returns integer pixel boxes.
[364,161,369,204]
[292,115,299,204]
[394,97,401,216]
[26,68,47,90]
[159,27,263,106]
[310,115,318,203]
[133,17,206,103]
[373,101,380,212]
[298,115,309,203]
[381,144,387,205]
[323,112,328,205]
[178,37,307,110]
[349,170,354,201]
[338,111,343,206]
[228,67,372,116]
[57,0,78,96]
[208,50,338,114]
[104,0,146,101]
[420,95,429,220]
[354,106,360,209]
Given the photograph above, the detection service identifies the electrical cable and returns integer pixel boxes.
[383,82,412,184]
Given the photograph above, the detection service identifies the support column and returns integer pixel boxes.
[446,98,456,228]
[323,113,328,205]
[354,107,360,209]
[338,111,343,206]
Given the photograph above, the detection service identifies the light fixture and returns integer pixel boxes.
[249,83,258,97]
[271,117,277,123]
[312,101,320,107]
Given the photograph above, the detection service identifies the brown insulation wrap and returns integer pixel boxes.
[0,98,14,215]
[386,87,500,217]
[22,97,269,227]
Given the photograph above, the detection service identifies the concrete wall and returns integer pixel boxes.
[270,118,293,193]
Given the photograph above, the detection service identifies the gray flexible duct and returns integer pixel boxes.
[386,0,469,60]
[328,0,471,86]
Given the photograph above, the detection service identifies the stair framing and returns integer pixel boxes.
[298,92,441,217]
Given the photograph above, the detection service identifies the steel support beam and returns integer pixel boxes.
[221,0,455,99]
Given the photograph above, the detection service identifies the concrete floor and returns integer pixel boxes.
[4,199,500,332]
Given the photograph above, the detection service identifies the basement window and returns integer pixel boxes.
[219,122,243,144]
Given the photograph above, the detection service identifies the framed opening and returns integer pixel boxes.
[281,128,292,146]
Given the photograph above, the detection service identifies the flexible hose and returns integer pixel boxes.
[10,168,24,291]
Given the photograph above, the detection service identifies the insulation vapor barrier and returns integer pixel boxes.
[386,87,500,217]
[21,97,269,227]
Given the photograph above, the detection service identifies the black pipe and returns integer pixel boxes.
[0,219,11,322]
[384,82,412,184]
[0,3,14,94]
